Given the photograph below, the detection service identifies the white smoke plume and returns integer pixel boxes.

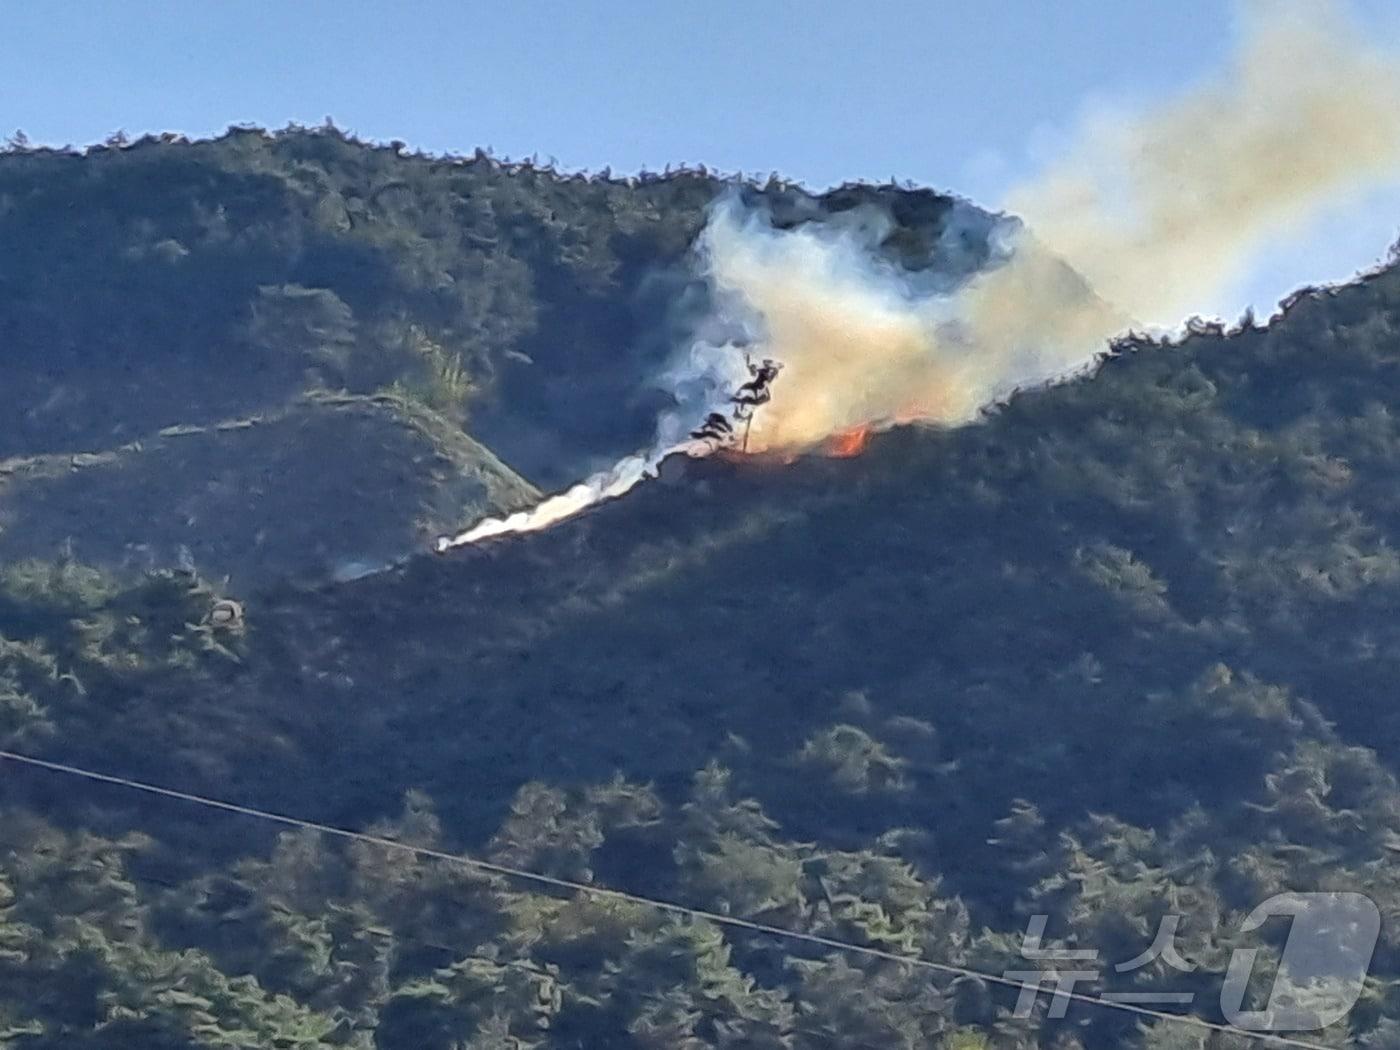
[711,1,1400,451]
[697,201,1124,451]
[437,453,653,547]
[437,0,1400,549]
[436,333,749,549]
[1008,0,1400,324]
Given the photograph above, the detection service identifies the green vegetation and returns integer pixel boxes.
[3,129,1400,1048]
[0,393,539,588]
[0,126,971,486]
[0,126,723,483]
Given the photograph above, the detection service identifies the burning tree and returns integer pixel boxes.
[689,356,783,453]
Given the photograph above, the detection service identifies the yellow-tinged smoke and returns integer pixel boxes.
[1010,0,1400,323]
[438,0,1400,547]
[715,0,1400,452]
[701,207,1129,451]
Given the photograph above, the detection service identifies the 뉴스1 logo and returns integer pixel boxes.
[1005,892,1381,1033]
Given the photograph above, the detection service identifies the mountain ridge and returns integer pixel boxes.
[4,129,1400,1049]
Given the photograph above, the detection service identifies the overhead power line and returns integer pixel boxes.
[0,748,1337,1050]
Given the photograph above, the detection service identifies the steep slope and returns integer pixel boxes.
[6,133,1400,1048]
[8,258,1400,1049]
[0,129,1007,486]
[251,259,1400,822]
[0,393,537,589]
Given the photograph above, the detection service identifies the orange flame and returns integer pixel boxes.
[825,424,872,458]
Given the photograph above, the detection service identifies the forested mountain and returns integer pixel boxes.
[2,127,1400,1049]
[0,125,717,481]
[0,392,538,588]
[0,126,985,486]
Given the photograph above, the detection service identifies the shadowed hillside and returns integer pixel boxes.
[3,130,1400,1049]
[5,241,1400,1046]
[0,128,998,488]
[0,393,538,589]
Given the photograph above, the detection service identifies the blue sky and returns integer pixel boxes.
[7,0,1400,318]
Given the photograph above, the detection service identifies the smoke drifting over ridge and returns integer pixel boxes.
[438,1,1400,548]
[699,202,1124,452]
[1008,0,1400,325]
[714,1,1400,452]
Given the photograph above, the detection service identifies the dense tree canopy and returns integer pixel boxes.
[2,128,1400,1048]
